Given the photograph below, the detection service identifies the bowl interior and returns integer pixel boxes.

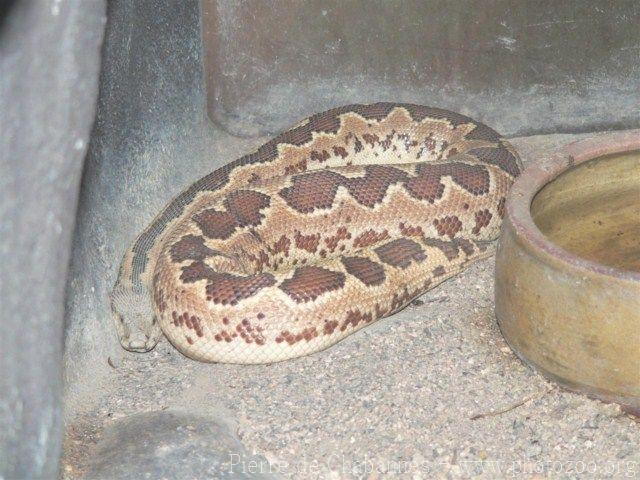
[531,150,640,273]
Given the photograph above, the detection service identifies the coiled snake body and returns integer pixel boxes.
[111,103,522,363]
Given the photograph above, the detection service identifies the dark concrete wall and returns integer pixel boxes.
[0,1,105,478]
[203,0,640,137]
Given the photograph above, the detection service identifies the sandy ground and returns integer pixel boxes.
[62,131,639,480]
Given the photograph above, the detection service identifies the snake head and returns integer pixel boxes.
[109,283,161,352]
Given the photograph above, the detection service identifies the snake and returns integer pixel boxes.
[110,103,522,364]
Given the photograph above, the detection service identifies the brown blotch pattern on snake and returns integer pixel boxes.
[279,266,346,303]
[341,256,386,286]
[375,238,427,269]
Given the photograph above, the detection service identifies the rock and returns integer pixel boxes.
[85,410,277,479]
[0,1,105,478]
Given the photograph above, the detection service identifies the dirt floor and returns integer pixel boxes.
[61,131,640,480]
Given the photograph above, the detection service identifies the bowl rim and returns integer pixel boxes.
[505,129,640,283]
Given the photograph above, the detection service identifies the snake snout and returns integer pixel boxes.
[124,331,153,352]
[110,283,161,352]
[119,315,162,353]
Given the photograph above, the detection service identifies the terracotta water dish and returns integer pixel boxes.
[495,130,640,414]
